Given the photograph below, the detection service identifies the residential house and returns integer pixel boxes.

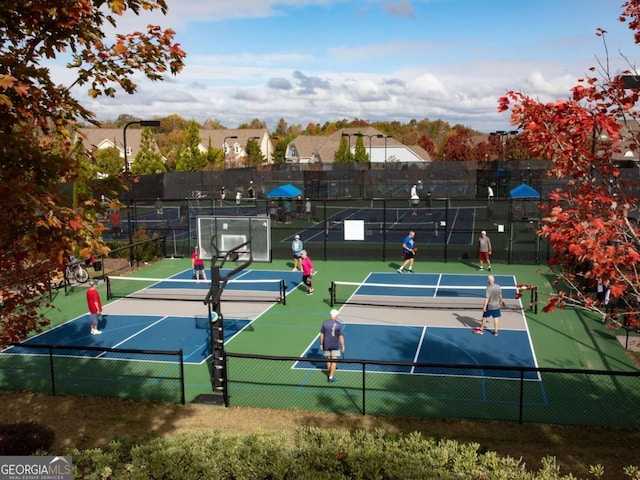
[76,128,164,172]
[197,129,272,167]
[285,127,432,164]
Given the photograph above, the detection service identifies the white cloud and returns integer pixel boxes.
[45,0,638,132]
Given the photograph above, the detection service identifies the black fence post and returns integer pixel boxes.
[362,363,366,416]
[48,347,56,396]
[519,369,525,424]
[179,349,186,405]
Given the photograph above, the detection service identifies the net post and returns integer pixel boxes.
[106,276,112,300]
[329,281,335,307]
[281,279,286,305]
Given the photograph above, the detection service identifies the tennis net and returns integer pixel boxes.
[329,281,537,312]
[107,276,287,304]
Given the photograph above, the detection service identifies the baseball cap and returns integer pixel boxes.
[330,309,339,317]
[294,234,300,239]
[481,230,486,235]
[92,279,99,285]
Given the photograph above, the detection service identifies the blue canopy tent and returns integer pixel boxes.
[509,183,540,199]
[266,184,302,198]
[508,183,541,264]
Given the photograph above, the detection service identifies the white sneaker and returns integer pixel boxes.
[397,268,403,273]
[292,268,297,271]
[478,267,484,271]
[92,330,102,335]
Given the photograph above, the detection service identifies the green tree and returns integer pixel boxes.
[73,149,97,209]
[245,138,264,166]
[132,127,166,174]
[353,134,368,163]
[334,135,353,163]
[203,146,224,170]
[93,146,123,177]
[271,134,294,164]
[175,121,206,171]
[0,0,185,346]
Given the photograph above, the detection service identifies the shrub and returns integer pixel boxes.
[132,228,162,263]
[67,427,640,479]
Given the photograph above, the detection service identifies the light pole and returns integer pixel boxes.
[122,119,160,266]
[341,133,353,160]
[123,120,160,172]
[383,135,391,165]
[266,134,270,164]
[223,135,238,169]
[359,134,384,163]
[490,130,519,160]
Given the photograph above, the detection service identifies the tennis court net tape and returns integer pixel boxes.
[329,281,537,312]
[106,276,286,304]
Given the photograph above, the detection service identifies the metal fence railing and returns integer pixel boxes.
[1,344,185,404]
[225,353,640,429]
[115,197,552,264]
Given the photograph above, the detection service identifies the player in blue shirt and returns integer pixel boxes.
[397,231,416,273]
[320,309,345,382]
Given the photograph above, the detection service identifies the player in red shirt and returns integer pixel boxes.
[192,246,207,283]
[86,279,103,335]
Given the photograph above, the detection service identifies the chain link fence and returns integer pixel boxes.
[117,196,551,264]
[96,160,579,263]
[1,344,185,404]
[225,353,640,429]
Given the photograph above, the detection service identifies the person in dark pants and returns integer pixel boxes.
[300,250,315,295]
[397,231,416,273]
[320,309,345,383]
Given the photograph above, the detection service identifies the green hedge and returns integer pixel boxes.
[66,427,638,480]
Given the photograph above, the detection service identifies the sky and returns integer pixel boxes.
[56,0,640,133]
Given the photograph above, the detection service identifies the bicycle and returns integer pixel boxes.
[66,256,90,284]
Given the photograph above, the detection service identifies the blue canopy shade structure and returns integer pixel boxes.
[509,183,540,199]
[266,184,302,198]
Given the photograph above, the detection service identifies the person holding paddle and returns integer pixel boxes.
[397,231,416,273]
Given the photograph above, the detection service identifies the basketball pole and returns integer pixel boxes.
[205,238,253,407]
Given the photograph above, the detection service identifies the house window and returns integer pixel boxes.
[126,147,132,157]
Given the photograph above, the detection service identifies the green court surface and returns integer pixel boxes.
[3,257,639,427]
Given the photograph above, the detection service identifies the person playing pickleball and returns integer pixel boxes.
[86,279,103,335]
[397,230,416,273]
[320,309,345,383]
[473,275,505,336]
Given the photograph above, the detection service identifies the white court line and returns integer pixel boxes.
[411,326,428,374]
[96,315,170,357]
